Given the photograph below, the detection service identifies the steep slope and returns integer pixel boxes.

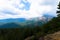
[44,31,60,40]
[24,15,60,40]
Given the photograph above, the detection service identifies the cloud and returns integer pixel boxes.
[0,0,59,19]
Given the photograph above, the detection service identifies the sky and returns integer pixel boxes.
[0,0,60,20]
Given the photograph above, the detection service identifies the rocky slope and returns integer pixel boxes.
[25,31,60,40]
[44,31,60,40]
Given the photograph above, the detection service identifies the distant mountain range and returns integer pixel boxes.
[0,15,54,28]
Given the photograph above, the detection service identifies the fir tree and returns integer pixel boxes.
[57,2,60,16]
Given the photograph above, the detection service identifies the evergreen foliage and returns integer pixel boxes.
[57,2,60,16]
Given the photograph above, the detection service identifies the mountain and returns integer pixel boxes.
[0,23,21,28]
[0,18,26,23]
[0,15,54,28]
[0,18,26,25]
[24,15,53,25]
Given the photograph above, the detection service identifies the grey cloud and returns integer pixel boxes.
[1,9,17,15]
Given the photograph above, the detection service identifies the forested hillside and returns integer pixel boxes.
[0,11,59,40]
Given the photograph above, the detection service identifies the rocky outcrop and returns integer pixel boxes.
[25,31,60,40]
[44,31,60,40]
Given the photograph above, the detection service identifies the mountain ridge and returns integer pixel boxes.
[0,15,54,28]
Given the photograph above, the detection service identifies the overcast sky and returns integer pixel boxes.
[0,0,60,19]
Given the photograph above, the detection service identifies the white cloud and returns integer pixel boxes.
[0,0,59,19]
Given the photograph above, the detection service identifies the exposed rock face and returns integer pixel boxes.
[25,36,35,40]
[25,31,60,40]
[44,31,60,40]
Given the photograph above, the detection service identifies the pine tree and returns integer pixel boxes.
[57,2,60,16]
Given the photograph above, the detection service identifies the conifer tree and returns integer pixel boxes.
[57,2,60,16]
